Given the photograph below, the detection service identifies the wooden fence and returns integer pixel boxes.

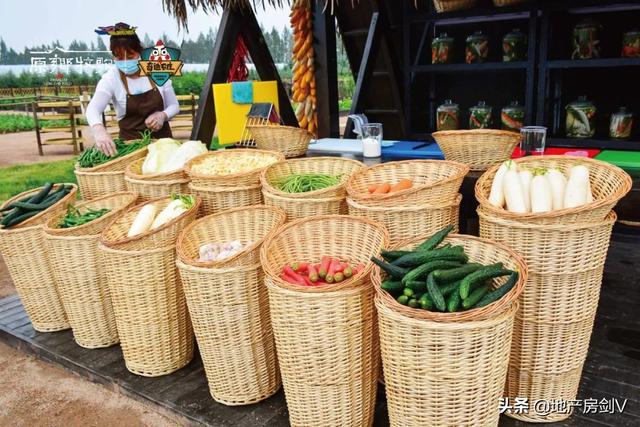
[0,86,96,99]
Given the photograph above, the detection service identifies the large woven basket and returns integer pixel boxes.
[176,206,285,404]
[100,195,201,251]
[247,124,312,158]
[125,157,187,181]
[0,184,77,332]
[261,215,388,426]
[347,194,461,246]
[261,157,365,199]
[433,0,477,13]
[376,295,517,427]
[185,149,284,189]
[188,182,262,217]
[262,188,346,221]
[432,129,521,171]
[124,175,190,203]
[42,192,138,348]
[99,244,194,376]
[346,160,468,207]
[475,155,632,224]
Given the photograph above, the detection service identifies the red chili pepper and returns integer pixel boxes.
[283,265,306,286]
[319,256,331,279]
[308,264,319,282]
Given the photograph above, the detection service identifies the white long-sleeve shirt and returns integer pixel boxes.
[85,67,180,127]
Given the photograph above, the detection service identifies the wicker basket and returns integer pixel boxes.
[433,0,477,13]
[188,183,262,217]
[493,0,528,6]
[261,157,365,199]
[347,194,461,246]
[124,175,190,203]
[432,129,521,171]
[262,188,346,221]
[125,157,187,181]
[185,149,284,189]
[100,195,201,251]
[0,184,78,332]
[42,192,138,348]
[346,160,468,207]
[261,215,388,426]
[247,124,312,158]
[376,296,518,427]
[99,244,194,376]
[175,206,285,404]
[475,155,632,224]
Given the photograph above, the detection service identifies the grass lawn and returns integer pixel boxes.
[0,159,77,203]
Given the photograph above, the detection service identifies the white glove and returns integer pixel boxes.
[92,124,116,156]
[145,111,167,132]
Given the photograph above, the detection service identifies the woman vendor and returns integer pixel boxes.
[86,23,179,156]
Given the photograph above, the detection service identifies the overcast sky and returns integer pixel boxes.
[0,0,291,50]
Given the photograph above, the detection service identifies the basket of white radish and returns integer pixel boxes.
[100,194,201,250]
[475,156,632,224]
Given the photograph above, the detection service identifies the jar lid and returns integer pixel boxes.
[502,101,524,112]
[567,95,594,108]
[574,19,601,30]
[504,29,525,41]
[471,100,491,111]
[466,30,487,42]
[613,106,632,115]
[433,32,454,43]
[623,29,640,36]
[438,99,459,110]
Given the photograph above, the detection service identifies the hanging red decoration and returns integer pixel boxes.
[227,35,249,82]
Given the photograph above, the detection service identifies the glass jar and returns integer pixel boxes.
[566,96,596,138]
[432,33,454,64]
[502,29,527,62]
[622,30,640,58]
[436,100,460,131]
[501,101,525,131]
[571,19,602,59]
[465,31,489,64]
[469,101,492,129]
[609,107,634,139]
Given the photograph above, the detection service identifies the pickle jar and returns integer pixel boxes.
[501,101,525,131]
[436,100,460,131]
[432,33,454,64]
[609,107,634,139]
[566,96,596,138]
[465,31,489,64]
[571,19,602,59]
[469,101,492,129]
[622,29,640,58]
[502,29,527,62]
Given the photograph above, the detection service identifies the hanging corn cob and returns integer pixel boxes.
[290,0,317,136]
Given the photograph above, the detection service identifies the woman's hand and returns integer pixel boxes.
[145,111,167,132]
[92,124,117,156]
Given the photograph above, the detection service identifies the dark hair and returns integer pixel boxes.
[110,34,142,55]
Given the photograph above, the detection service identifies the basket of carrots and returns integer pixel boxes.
[432,129,521,171]
[261,215,388,427]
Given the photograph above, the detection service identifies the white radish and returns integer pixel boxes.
[127,204,158,237]
[488,160,513,207]
[518,169,533,212]
[151,199,186,229]
[564,165,591,208]
[530,172,553,213]
[503,168,528,213]
[545,168,567,210]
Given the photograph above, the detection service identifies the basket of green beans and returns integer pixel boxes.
[58,205,111,229]
[75,130,152,172]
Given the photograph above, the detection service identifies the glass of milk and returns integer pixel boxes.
[361,123,383,158]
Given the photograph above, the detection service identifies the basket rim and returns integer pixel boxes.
[43,191,138,236]
[260,214,390,294]
[176,258,262,274]
[0,183,78,231]
[74,142,148,172]
[97,241,175,255]
[474,155,633,220]
[246,123,314,138]
[124,175,190,185]
[188,182,262,192]
[184,148,285,181]
[99,194,202,248]
[477,205,618,229]
[346,193,462,212]
[432,128,521,142]
[176,204,286,268]
[346,159,469,201]
[260,156,364,199]
[74,168,125,177]
[261,187,345,203]
[124,157,184,181]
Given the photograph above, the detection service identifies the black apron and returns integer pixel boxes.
[118,72,172,140]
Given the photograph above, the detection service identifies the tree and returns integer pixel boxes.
[68,40,88,51]
[95,36,107,51]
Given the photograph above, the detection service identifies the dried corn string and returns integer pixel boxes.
[290,0,317,136]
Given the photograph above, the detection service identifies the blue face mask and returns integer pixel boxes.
[115,58,139,75]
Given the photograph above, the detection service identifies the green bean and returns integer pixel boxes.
[275,173,341,193]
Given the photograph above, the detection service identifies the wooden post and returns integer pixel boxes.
[32,101,43,156]
[190,93,196,123]
[69,101,79,155]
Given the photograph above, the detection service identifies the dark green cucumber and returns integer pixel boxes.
[371,257,409,278]
[402,260,463,285]
[408,298,420,308]
[419,293,434,310]
[415,225,454,252]
[432,263,484,284]
[397,295,409,305]
[462,284,491,309]
[403,288,415,298]
[474,272,519,308]
[446,289,461,312]
[381,280,404,294]
[3,210,39,228]
[380,250,411,262]
[426,273,446,311]
[1,208,23,226]
[392,247,467,268]
[459,264,512,300]
[28,182,53,205]
[439,279,463,297]
[405,280,427,292]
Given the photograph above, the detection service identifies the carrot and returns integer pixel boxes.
[373,183,391,194]
[302,275,314,286]
[283,265,306,286]
[368,184,379,193]
[334,272,344,282]
[343,264,353,278]
[291,261,309,272]
[308,264,319,282]
[319,256,331,279]
[326,258,341,283]
[390,179,413,193]
[333,259,345,273]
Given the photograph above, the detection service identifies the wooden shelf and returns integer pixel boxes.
[412,6,530,24]
[546,137,640,151]
[546,58,640,69]
[412,61,528,73]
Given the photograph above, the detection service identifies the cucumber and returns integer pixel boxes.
[403,288,415,298]
[462,284,490,309]
[28,182,53,205]
[432,263,484,284]
[439,279,463,297]
[446,289,461,312]
[459,264,513,300]
[402,260,463,285]
[381,280,404,294]
[392,247,467,268]
[415,225,454,252]
[408,298,420,308]
[405,280,427,292]
[1,208,23,226]
[419,293,434,310]
[426,273,446,311]
[381,250,411,262]
[474,272,519,308]
[371,257,409,278]
[3,210,39,228]
[397,295,409,305]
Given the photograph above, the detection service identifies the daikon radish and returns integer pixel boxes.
[546,168,566,210]
[151,194,195,229]
[530,171,553,213]
[564,165,591,208]
[519,169,533,212]
[503,168,528,213]
[127,204,158,237]
[488,161,513,207]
